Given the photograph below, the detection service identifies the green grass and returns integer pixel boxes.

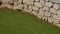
[0,8,60,34]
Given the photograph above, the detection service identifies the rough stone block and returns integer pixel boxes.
[45,11,51,17]
[53,19,59,24]
[45,0,49,2]
[42,16,48,21]
[28,5,33,12]
[35,0,39,2]
[49,0,60,3]
[23,4,28,9]
[18,4,24,9]
[39,9,45,16]
[39,0,45,7]
[32,11,38,16]
[52,14,58,20]
[33,6,39,11]
[57,10,60,16]
[53,4,59,10]
[37,13,42,19]
[50,8,57,14]
[45,2,53,7]
[48,17,53,23]
[30,0,35,2]
[43,6,49,11]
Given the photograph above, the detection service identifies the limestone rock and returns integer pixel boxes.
[53,4,59,10]
[30,0,35,2]
[48,17,53,23]
[50,8,57,14]
[28,5,33,12]
[39,9,45,16]
[13,6,19,10]
[34,2,41,7]
[45,0,49,2]
[57,10,60,16]
[45,2,53,7]
[42,16,48,21]
[43,6,49,11]
[39,0,45,7]
[18,4,24,9]
[45,11,51,17]
[37,13,42,19]
[52,15,58,20]
[53,19,59,24]
[23,4,28,9]
[49,0,60,3]
[35,0,39,1]
[33,6,39,11]
[23,0,27,3]
[32,11,38,16]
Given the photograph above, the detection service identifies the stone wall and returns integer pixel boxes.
[1,0,60,27]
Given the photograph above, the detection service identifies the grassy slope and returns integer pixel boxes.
[0,8,60,34]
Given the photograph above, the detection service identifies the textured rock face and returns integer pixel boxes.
[49,0,60,3]
[1,0,60,27]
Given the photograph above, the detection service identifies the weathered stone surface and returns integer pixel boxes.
[53,4,59,10]
[45,11,51,17]
[23,4,28,9]
[39,0,45,7]
[43,6,50,11]
[52,14,60,20]
[13,6,19,10]
[53,19,59,24]
[6,5,12,9]
[45,0,49,2]
[23,0,27,3]
[28,5,33,12]
[33,6,39,11]
[45,2,53,7]
[34,2,41,7]
[34,1,44,7]
[57,10,60,16]
[35,0,39,2]
[37,13,42,19]
[48,17,53,23]
[32,11,38,16]
[49,0,60,3]
[50,8,57,14]
[52,15,58,20]
[30,0,35,2]
[39,9,45,16]
[42,16,48,21]
[18,4,23,9]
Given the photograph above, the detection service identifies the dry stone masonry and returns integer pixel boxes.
[1,0,60,27]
